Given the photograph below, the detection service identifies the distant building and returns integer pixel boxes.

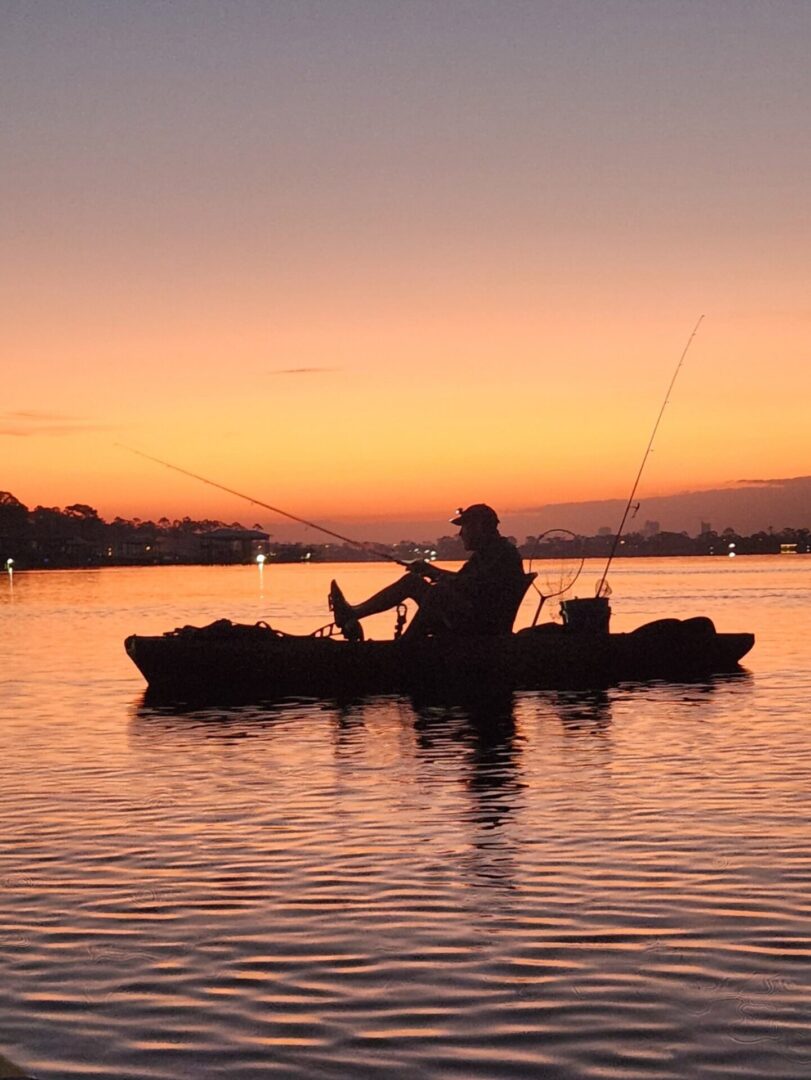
[107,535,157,561]
[154,532,203,562]
[597,526,612,537]
[642,520,660,537]
[700,521,712,535]
[199,527,270,564]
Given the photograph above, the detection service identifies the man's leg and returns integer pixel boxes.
[329,573,434,639]
[350,574,431,618]
[400,579,459,638]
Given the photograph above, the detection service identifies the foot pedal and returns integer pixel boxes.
[328,580,364,642]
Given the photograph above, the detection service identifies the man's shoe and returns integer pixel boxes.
[328,580,364,642]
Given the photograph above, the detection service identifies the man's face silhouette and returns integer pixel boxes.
[459,519,492,551]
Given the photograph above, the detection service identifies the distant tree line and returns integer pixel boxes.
[1,491,809,569]
[0,492,271,568]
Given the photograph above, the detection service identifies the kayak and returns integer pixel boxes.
[125,616,754,702]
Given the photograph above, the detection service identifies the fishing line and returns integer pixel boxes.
[596,315,704,596]
[115,444,409,566]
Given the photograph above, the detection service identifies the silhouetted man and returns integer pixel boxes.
[328,504,528,641]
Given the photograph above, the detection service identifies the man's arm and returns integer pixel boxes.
[407,559,456,582]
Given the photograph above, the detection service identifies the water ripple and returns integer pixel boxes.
[1,563,809,1078]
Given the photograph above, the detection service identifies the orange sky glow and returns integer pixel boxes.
[3,3,809,536]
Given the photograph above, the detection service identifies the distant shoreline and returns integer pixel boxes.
[2,493,809,569]
[5,548,809,573]
[3,492,807,570]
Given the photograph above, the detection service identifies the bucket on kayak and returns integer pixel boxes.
[560,597,611,633]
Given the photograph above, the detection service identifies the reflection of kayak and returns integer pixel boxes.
[125,617,754,702]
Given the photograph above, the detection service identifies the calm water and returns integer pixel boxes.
[0,557,809,1079]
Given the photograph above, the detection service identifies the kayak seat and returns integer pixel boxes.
[493,571,537,635]
[410,571,537,639]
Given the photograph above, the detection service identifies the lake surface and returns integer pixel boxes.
[1,557,809,1079]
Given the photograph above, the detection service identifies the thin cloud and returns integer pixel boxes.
[4,409,83,421]
[734,475,811,488]
[0,411,112,437]
[266,366,339,376]
[734,477,794,487]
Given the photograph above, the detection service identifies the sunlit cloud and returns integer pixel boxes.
[733,477,810,488]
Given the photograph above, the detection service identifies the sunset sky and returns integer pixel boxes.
[3,1,809,537]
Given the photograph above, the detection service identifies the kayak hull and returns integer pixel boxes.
[125,618,755,702]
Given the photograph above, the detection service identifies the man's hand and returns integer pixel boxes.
[407,559,437,579]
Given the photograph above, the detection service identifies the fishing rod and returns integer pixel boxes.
[115,444,409,566]
[596,315,704,597]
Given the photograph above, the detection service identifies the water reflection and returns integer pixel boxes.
[129,695,323,744]
[406,694,524,897]
[548,688,614,734]
[132,670,751,742]
[129,674,756,910]
[10,561,811,1080]
[610,669,753,717]
[412,695,522,827]
[131,689,530,895]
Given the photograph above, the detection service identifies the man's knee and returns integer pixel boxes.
[397,573,432,603]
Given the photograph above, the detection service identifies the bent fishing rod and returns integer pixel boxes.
[596,315,704,597]
[115,444,410,567]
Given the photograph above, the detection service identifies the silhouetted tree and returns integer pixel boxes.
[0,492,29,536]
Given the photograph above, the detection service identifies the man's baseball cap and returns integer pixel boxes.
[450,504,500,527]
